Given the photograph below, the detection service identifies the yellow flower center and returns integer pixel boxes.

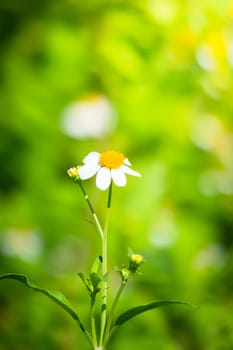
[67,167,79,179]
[130,254,143,265]
[99,151,125,169]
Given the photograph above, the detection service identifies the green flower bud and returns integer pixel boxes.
[67,166,79,180]
[115,265,130,283]
[129,254,144,273]
[120,267,130,282]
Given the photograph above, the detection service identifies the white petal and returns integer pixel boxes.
[120,165,141,177]
[83,152,100,164]
[111,169,127,187]
[96,167,111,190]
[124,158,131,166]
[79,163,101,180]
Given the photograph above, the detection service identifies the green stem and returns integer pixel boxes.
[77,179,104,240]
[103,280,128,346]
[85,329,95,350]
[75,179,105,347]
[99,182,112,346]
[90,297,98,348]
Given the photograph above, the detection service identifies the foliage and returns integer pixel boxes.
[0,0,233,349]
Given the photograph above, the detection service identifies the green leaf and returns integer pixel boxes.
[77,272,92,294]
[77,272,101,297]
[114,299,196,327]
[89,272,101,290]
[0,273,86,333]
[102,272,108,282]
[91,255,102,274]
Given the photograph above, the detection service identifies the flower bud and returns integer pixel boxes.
[120,267,130,282]
[129,254,144,273]
[67,166,79,180]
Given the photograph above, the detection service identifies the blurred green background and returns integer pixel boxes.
[0,0,233,349]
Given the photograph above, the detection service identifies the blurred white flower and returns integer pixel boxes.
[79,150,141,190]
[227,40,233,67]
[61,94,117,139]
[191,115,224,151]
[147,0,179,24]
[0,228,43,262]
[190,114,233,166]
[196,32,227,71]
[199,169,233,196]
[193,244,227,270]
[196,45,216,71]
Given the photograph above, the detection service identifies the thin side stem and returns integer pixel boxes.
[77,180,104,240]
[103,280,127,346]
[99,182,112,346]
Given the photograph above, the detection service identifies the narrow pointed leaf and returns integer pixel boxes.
[77,272,92,295]
[0,273,86,333]
[90,272,101,289]
[91,255,102,274]
[115,300,195,327]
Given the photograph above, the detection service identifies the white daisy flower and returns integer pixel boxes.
[61,94,117,139]
[78,150,141,190]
